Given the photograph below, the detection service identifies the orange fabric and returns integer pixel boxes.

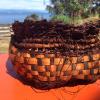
[0,54,100,100]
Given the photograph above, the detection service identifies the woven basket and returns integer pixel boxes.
[9,20,100,89]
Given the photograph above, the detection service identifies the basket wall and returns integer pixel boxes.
[9,45,100,89]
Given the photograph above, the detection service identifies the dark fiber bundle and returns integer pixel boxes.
[9,19,100,89]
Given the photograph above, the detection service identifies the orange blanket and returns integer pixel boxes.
[0,54,100,100]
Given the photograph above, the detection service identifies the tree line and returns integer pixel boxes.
[46,0,100,23]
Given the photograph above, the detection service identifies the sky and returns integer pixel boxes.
[0,0,50,10]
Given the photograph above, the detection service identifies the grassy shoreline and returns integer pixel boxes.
[0,24,11,53]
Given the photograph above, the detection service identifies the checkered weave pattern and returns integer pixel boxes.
[9,45,100,87]
[9,19,100,89]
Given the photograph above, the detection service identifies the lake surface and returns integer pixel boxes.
[0,9,51,24]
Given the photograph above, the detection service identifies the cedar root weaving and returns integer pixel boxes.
[9,19,100,89]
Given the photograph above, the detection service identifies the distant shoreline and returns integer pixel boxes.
[0,24,11,27]
[0,9,50,24]
[0,24,11,53]
[0,24,12,29]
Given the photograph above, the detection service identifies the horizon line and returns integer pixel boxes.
[0,8,48,11]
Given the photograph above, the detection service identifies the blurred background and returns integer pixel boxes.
[0,0,99,53]
[0,0,50,53]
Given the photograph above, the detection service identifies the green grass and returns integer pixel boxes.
[51,14,100,25]
[0,47,8,53]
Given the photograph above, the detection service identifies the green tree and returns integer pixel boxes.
[47,0,99,24]
[47,0,84,23]
[25,14,39,21]
[47,0,65,15]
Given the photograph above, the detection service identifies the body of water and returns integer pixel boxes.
[0,9,51,24]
